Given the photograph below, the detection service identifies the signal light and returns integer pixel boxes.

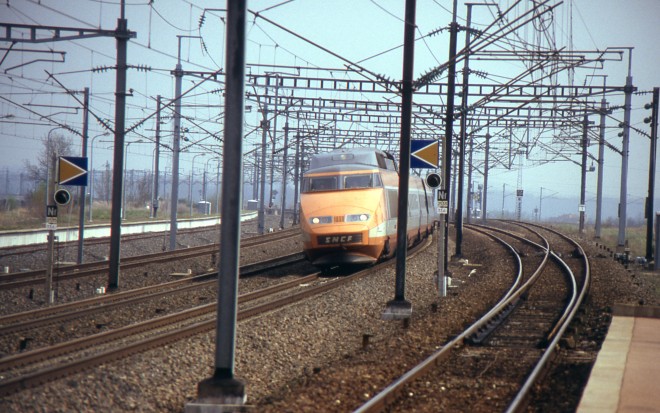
[426,173,442,188]
[54,189,71,206]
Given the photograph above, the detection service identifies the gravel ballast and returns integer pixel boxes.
[1,222,657,412]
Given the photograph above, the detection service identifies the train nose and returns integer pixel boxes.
[316,232,364,246]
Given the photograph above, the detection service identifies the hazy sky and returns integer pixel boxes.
[1,0,659,216]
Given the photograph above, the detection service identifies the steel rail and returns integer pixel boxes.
[502,222,590,413]
[354,222,590,413]
[354,225,537,413]
[467,220,586,411]
[0,227,299,282]
[0,272,320,374]
[0,235,433,397]
[0,252,305,334]
[0,228,300,289]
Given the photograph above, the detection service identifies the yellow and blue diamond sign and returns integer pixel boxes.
[410,139,439,169]
[58,156,88,186]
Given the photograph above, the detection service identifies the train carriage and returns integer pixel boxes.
[300,148,437,267]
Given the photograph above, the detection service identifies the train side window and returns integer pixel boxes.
[387,189,398,217]
[376,154,387,169]
[409,192,420,216]
[373,173,382,187]
[420,193,428,213]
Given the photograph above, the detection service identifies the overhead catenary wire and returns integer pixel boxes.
[0,0,651,213]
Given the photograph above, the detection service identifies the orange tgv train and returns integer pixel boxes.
[300,148,438,267]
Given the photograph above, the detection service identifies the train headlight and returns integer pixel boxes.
[310,216,332,224]
[346,213,370,222]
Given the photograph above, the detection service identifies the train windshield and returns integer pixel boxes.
[344,174,376,189]
[307,176,338,191]
[302,173,382,192]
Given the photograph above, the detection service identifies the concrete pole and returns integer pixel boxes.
[645,87,658,261]
[617,51,633,247]
[443,0,459,271]
[579,113,588,235]
[502,183,506,218]
[258,102,268,235]
[191,0,247,406]
[279,119,289,229]
[383,0,416,319]
[269,79,279,210]
[539,187,543,222]
[393,0,416,296]
[169,47,183,251]
[203,169,207,203]
[466,134,474,224]
[252,147,259,200]
[46,151,57,304]
[152,95,161,218]
[108,2,129,290]
[77,87,89,264]
[458,4,473,241]
[595,97,607,238]
[293,131,301,225]
[189,168,193,217]
[482,132,490,223]
[216,159,221,215]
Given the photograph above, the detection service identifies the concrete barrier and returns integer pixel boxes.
[0,212,257,248]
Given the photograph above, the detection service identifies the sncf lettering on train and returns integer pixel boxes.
[317,233,363,245]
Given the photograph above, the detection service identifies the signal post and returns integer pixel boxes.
[435,182,448,297]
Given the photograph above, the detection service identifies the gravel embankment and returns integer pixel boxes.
[0,217,301,315]
[0,222,657,412]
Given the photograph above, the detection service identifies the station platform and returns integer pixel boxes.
[577,304,660,413]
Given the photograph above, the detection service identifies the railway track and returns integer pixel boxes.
[0,252,306,336]
[0,271,319,397]
[0,228,300,290]
[354,221,589,412]
[0,236,433,398]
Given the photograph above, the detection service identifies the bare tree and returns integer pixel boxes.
[22,133,75,215]
[134,170,152,207]
[24,133,75,183]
